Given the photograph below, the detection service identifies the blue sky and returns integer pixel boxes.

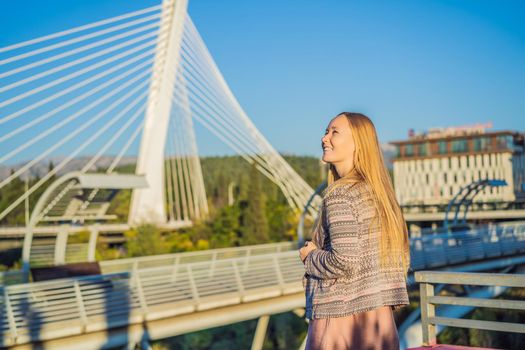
[1,0,524,157]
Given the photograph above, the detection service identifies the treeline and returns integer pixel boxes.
[1,155,323,259]
[99,155,323,259]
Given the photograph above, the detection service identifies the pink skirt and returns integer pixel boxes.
[305,306,400,350]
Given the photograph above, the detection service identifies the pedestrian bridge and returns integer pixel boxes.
[1,221,525,349]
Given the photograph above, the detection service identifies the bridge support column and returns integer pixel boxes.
[251,315,269,350]
[54,227,69,265]
[129,0,188,225]
[87,224,99,262]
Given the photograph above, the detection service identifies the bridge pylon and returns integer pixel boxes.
[129,0,195,225]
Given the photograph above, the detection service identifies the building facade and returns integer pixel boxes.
[390,125,525,206]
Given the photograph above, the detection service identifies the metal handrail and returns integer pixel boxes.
[0,251,304,347]
[0,241,296,285]
[409,222,525,271]
[415,270,525,346]
[99,241,295,273]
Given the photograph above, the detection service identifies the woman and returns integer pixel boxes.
[299,112,410,349]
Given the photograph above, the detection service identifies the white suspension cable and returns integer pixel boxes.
[171,93,294,209]
[0,31,158,98]
[169,59,269,161]
[0,77,150,191]
[81,96,147,172]
[0,68,151,164]
[173,87,198,219]
[169,115,189,221]
[0,37,156,109]
[107,122,144,173]
[179,55,266,155]
[183,18,313,208]
[171,78,270,172]
[185,18,315,203]
[0,5,161,54]
[184,23,274,157]
[75,101,145,214]
[0,56,153,140]
[167,132,182,221]
[0,80,150,221]
[176,75,207,217]
[170,92,285,195]
[171,69,277,179]
[0,22,159,80]
[165,137,176,221]
[0,13,161,66]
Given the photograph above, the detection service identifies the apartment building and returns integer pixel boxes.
[390,124,525,206]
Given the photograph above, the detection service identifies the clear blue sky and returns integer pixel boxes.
[1,0,524,157]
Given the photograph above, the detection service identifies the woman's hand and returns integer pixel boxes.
[299,241,318,263]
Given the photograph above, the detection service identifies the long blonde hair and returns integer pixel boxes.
[322,112,410,275]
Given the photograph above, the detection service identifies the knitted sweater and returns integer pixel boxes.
[303,180,409,319]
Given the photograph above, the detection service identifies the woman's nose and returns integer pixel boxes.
[321,134,329,143]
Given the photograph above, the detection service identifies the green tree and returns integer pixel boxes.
[124,224,169,257]
[239,164,269,245]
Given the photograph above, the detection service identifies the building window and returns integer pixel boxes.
[473,137,493,152]
[405,144,414,156]
[419,143,428,156]
[451,139,468,153]
[438,141,447,154]
[496,135,513,150]
[444,173,448,183]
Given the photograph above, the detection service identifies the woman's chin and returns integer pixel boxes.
[321,154,333,163]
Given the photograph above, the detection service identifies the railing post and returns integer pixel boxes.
[74,280,89,330]
[420,280,436,345]
[132,265,148,315]
[244,248,252,272]
[273,256,285,287]
[187,265,200,302]
[87,224,99,262]
[232,261,245,296]
[4,289,18,344]
[170,256,180,284]
[209,251,218,277]
[54,226,69,265]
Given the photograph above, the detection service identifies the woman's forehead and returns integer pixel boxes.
[328,115,349,129]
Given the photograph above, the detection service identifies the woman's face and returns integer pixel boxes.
[321,115,356,169]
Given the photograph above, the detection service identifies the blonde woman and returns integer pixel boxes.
[299,112,410,349]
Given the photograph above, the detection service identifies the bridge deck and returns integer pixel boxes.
[1,222,524,348]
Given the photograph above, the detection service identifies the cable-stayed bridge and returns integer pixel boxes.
[0,0,319,232]
[1,222,525,349]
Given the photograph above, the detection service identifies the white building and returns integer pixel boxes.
[390,126,525,206]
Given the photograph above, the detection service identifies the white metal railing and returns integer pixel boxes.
[416,270,525,346]
[409,222,525,270]
[0,241,296,285]
[0,250,303,347]
[3,222,525,286]
[99,241,296,274]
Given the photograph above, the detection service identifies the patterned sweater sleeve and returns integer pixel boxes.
[304,189,360,279]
